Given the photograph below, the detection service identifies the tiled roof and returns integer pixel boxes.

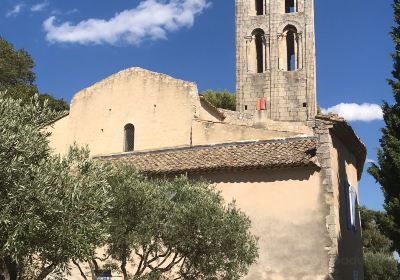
[97,137,319,175]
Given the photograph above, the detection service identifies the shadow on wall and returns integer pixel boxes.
[331,136,364,279]
[195,166,319,184]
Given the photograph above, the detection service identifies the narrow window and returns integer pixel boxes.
[285,0,296,13]
[124,123,135,152]
[256,34,264,73]
[280,25,299,71]
[345,182,358,232]
[252,29,265,73]
[286,30,295,71]
[349,186,357,230]
[256,0,264,15]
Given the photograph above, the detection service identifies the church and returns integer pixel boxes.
[45,0,366,279]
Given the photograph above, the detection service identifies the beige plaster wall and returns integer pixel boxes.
[45,115,72,155]
[191,120,299,145]
[217,109,314,135]
[198,168,330,280]
[46,68,204,156]
[329,134,364,279]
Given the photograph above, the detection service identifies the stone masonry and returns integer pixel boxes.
[236,0,317,121]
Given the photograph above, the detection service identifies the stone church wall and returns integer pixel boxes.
[46,68,315,157]
[329,134,364,279]
[314,119,364,279]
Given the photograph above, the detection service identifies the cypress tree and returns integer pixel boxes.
[368,0,400,253]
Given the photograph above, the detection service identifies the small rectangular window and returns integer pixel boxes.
[345,182,358,232]
[96,270,112,280]
[256,0,264,15]
[285,0,296,13]
[353,270,359,280]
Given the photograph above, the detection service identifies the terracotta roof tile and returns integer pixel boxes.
[97,137,319,175]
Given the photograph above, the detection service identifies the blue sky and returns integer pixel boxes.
[0,0,395,210]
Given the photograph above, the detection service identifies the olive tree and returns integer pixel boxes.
[0,94,111,280]
[104,165,258,280]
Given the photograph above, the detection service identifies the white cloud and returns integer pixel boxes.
[6,4,24,17]
[65,8,78,15]
[321,103,383,122]
[43,0,211,45]
[367,158,376,164]
[31,1,48,12]
[50,8,78,16]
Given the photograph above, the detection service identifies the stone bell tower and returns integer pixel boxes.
[236,0,317,122]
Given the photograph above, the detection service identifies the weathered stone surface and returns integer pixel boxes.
[236,0,317,122]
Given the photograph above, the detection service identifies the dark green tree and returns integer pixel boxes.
[0,37,68,112]
[360,207,393,254]
[202,90,236,111]
[364,252,399,280]
[360,207,400,280]
[364,2,400,278]
[103,165,258,280]
[368,0,400,255]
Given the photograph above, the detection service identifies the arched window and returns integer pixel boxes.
[246,29,269,73]
[285,0,297,13]
[255,0,264,15]
[253,29,265,73]
[124,123,135,152]
[286,27,296,71]
[279,25,301,71]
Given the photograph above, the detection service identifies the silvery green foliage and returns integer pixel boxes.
[0,94,112,279]
[106,165,259,280]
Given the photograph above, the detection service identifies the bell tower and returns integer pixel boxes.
[236,0,317,122]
